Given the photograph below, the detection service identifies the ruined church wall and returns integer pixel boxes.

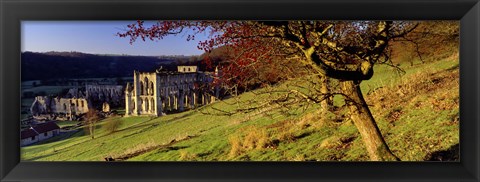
[31,96,89,117]
[86,85,124,108]
[125,67,218,117]
[177,66,198,73]
[55,98,89,114]
[134,72,157,115]
[30,96,50,114]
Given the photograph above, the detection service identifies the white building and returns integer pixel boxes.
[21,122,60,146]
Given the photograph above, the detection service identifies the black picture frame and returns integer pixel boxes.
[1,0,479,181]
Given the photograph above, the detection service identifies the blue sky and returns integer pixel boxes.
[21,21,208,56]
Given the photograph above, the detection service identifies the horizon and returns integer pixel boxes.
[21,21,208,56]
[21,50,201,57]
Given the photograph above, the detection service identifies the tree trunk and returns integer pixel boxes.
[89,122,95,139]
[92,121,96,139]
[342,80,399,161]
[319,76,332,123]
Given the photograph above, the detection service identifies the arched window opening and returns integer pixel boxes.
[145,98,149,112]
[150,81,154,95]
[151,98,155,112]
[144,77,149,95]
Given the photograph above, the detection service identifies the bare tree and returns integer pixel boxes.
[84,109,99,139]
[389,21,459,65]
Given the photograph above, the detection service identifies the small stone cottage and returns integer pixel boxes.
[21,122,60,146]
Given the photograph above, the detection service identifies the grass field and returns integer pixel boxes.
[21,55,459,161]
[55,121,81,128]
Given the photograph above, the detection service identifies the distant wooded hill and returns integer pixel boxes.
[21,51,204,81]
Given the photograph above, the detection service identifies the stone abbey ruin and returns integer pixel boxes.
[30,66,220,120]
[30,96,89,121]
[30,85,124,121]
[125,66,220,116]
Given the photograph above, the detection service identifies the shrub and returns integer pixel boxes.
[105,119,122,134]
[119,140,157,158]
[179,150,198,161]
[228,126,270,158]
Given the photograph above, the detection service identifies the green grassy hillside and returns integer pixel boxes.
[21,55,459,161]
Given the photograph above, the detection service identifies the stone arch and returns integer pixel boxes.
[164,96,168,110]
[144,98,149,113]
[143,77,149,95]
[149,81,154,95]
[140,81,144,95]
[151,98,155,112]
[186,92,190,105]
[168,95,174,111]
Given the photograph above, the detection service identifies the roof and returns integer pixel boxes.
[31,122,60,134]
[21,129,38,139]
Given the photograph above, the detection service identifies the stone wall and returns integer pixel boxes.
[30,96,89,120]
[86,85,124,107]
[177,66,198,73]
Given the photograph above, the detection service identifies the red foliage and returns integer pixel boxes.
[117,21,412,86]
[118,21,287,89]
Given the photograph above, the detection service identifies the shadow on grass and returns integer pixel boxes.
[425,143,459,161]
[109,135,198,161]
[28,130,80,146]
[166,146,188,150]
[294,130,314,140]
[197,151,213,157]
[22,152,58,161]
[117,111,196,135]
[445,63,459,72]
